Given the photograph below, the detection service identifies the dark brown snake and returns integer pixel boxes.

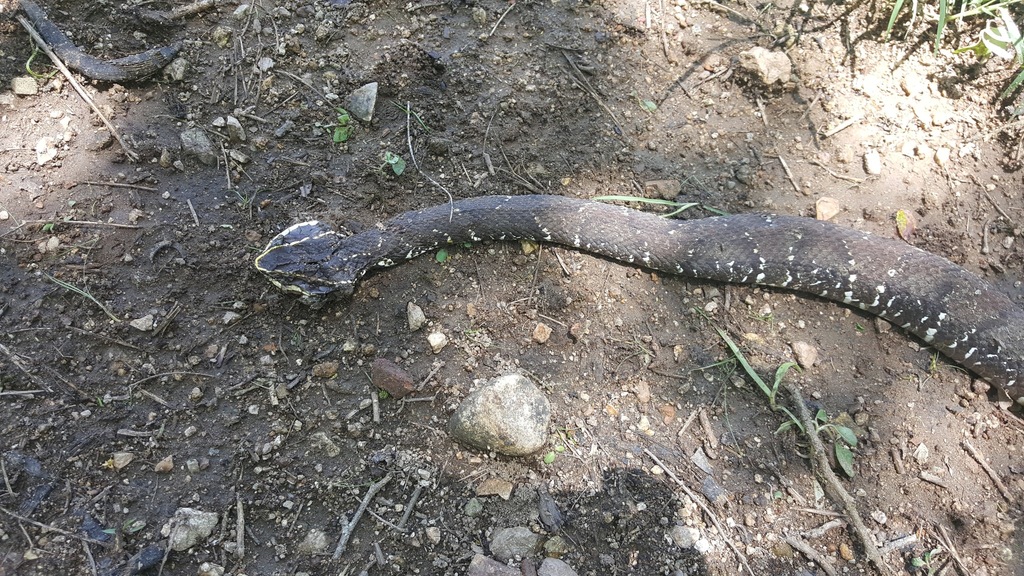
[255,195,1024,406]
[12,0,180,82]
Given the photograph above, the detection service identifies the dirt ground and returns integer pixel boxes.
[1,0,1023,574]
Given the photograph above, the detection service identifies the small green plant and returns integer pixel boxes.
[435,248,449,263]
[813,409,859,478]
[911,548,943,575]
[332,108,353,143]
[885,1,1024,102]
[716,327,859,477]
[381,151,406,176]
[44,273,121,323]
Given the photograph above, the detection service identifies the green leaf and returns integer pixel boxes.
[884,0,907,41]
[435,249,449,263]
[42,222,54,233]
[815,408,828,423]
[776,420,794,434]
[835,425,858,447]
[935,0,948,53]
[389,155,406,176]
[640,99,657,113]
[835,443,855,477]
[543,451,556,464]
[911,558,926,567]
[333,125,352,143]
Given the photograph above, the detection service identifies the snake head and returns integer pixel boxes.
[255,221,358,304]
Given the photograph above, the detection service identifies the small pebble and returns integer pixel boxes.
[407,302,426,331]
[863,150,882,175]
[427,332,448,353]
[533,322,552,343]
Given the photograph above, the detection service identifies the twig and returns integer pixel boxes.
[0,506,110,546]
[808,160,865,184]
[397,483,424,531]
[235,495,245,558]
[983,190,1015,224]
[643,448,754,576]
[487,1,517,37]
[777,156,800,194]
[783,382,891,575]
[820,115,863,139]
[128,371,215,388]
[961,439,1012,501]
[332,474,393,560]
[15,15,138,161]
[784,536,838,576]
[934,524,971,576]
[0,343,50,392]
[76,181,158,192]
[0,390,46,396]
[21,219,142,229]
[186,199,200,226]
[403,101,454,219]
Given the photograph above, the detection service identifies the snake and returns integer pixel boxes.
[13,0,180,82]
[255,194,1024,406]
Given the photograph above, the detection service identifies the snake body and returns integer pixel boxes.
[255,195,1024,405]
[16,0,180,82]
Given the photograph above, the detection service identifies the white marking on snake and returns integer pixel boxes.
[924,328,937,342]
[938,312,947,321]
[755,273,765,283]
[964,348,976,359]
[843,291,854,304]
[849,274,857,282]
[888,269,897,277]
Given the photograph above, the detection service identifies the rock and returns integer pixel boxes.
[222,311,241,325]
[700,475,728,506]
[464,497,484,517]
[425,526,441,544]
[163,508,219,551]
[644,179,681,200]
[153,455,173,473]
[35,137,57,165]
[863,150,882,175]
[814,197,840,221]
[448,374,551,456]
[537,488,564,532]
[736,47,792,86]
[11,76,37,96]
[212,26,233,48]
[934,147,951,167]
[407,302,427,331]
[538,558,579,576]
[489,526,540,562]
[257,56,275,72]
[129,315,155,331]
[180,128,218,166]
[476,477,513,499]
[471,6,488,24]
[198,562,224,576]
[533,322,552,343]
[346,82,378,122]
[163,57,188,82]
[670,525,701,548]
[309,431,341,457]
[790,341,818,368]
[225,115,246,142]
[371,357,416,399]
[427,332,448,353]
[467,554,518,576]
[297,528,329,554]
[312,361,339,378]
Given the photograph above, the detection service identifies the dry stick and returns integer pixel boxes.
[396,483,424,531]
[235,495,245,559]
[15,16,139,161]
[820,114,863,139]
[934,524,971,576]
[784,536,839,576]
[77,181,158,192]
[22,218,142,229]
[783,382,891,575]
[404,102,454,218]
[332,473,393,560]
[961,439,1013,501]
[777,156,800,194]
[642,448,754,576]
[0,343,50,392]
[487,0,516,37]
[0,506,110,546]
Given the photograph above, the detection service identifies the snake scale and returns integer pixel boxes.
[255,194,1024,406]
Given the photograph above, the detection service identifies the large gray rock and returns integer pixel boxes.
[489,526,541,562]
[180,128,218,166]
[448,374,550,456]
[163,508,219,551]
[467,554,518,576]
[539,558,579,576]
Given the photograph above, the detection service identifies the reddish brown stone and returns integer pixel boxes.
[371,358,416,399]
